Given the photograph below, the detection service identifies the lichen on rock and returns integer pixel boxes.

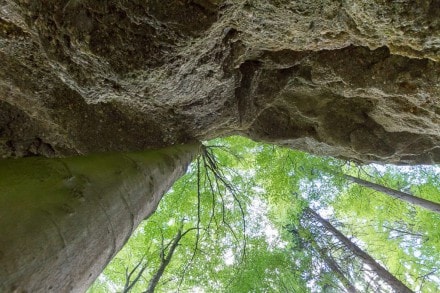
[0,0,439,163]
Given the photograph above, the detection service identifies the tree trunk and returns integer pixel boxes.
[308,236,358,293]
[294,222,357,293]
[320,252,358,293]
[122,258,148,293]
[0,143,200,293]
[344,174,440,214]
[145,227,183,293]
[305,208,414,293]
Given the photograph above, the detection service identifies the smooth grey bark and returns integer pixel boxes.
[344,174,440,214]
[305,208,414,293]
[0,143,200,293]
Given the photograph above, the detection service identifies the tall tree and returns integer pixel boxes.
[119,221,198,293]
[0,144,199,292]
[343,174,440,214]
[89,137,440,292]
[89,140,252,292]
[288,223,358,293]
[304,207,414,293]
[333,165,440,292]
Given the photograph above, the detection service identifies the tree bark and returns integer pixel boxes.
[320,252,358,293]
[305,208,414,293]
[0,143,200,293]
[294,222,358,293]
[308,236,358,293]
[344,174,440,214]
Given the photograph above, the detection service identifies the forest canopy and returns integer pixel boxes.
[88,136,440,293]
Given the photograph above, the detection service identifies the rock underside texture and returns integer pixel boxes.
[1,0,440,164]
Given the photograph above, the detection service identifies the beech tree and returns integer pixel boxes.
[0,144,199,292]
[89,137,439,292]
[89,142,253,292]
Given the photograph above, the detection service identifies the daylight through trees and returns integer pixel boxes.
[89,137,440,293]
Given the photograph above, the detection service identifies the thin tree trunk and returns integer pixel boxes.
[293,223,358,293]
[0,143,200,293]
[145,227,184,293]
[123,257,148,293]
[343,174,440,214]
[321,253,357,293]
[305,208,414,293]
[310,238,358,293]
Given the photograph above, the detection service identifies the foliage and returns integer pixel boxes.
[88,136,440,293]
[333,165,440,292]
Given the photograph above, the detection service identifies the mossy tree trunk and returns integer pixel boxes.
[0,143,200,292]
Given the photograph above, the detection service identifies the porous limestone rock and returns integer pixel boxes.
[1,0,439,163]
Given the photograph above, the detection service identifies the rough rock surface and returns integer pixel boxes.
[1,0,439,163]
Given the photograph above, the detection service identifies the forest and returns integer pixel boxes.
[88,136,440,293]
